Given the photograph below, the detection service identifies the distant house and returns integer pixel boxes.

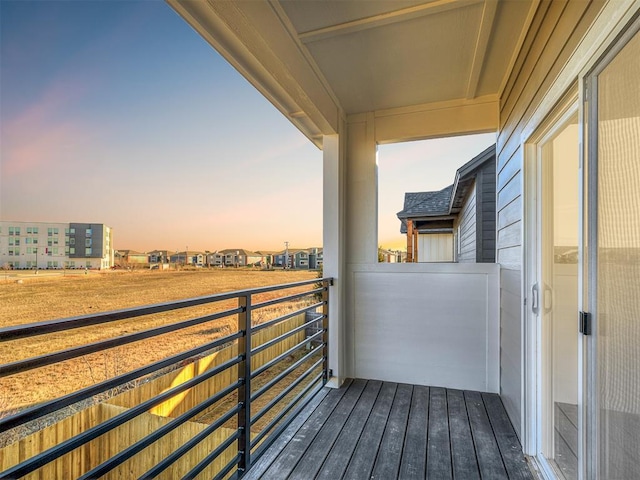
[291,250,309,269]
[170,251,205,266]
[255,251,277,267]
[308,248,323,269]
[220,249,264,267]
[378,248,406,263]
[148,250,170,264]
[207,251,225,267]
[116,250,149,267]
[397,145,496,263]
[273,250,290,268]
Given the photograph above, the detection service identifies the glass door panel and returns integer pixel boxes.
[593,25,640,480]
[541,115,580,480]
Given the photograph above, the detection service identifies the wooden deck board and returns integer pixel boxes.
[244,386,330,479]
[245,379,533,480]
[342,382,397,479]
[427,387,453,479]
[465,390,509,480]
[287,379,366,480]
[257,378,352,479]
[371,383,413,479]
[398,385,429,479]
[315,380,382,480]
[447,389,480,480]
[483,392,534,480]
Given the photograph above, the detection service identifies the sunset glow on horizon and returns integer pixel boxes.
[1,1,494,253]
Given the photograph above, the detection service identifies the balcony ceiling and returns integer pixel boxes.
[169,0,538,145]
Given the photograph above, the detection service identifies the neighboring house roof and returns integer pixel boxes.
[117,250,144,256]
[220,248,261,257]
[397,185,453,234]
[397,144,496,234]
[148,249,170,256]
[449,144,496,213]
[275,248,305,255]
[398,185,454,218]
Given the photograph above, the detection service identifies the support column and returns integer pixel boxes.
[406,220,414,262]
[346,112,378,264]
[413,229,419,263]
[323,132,345,387]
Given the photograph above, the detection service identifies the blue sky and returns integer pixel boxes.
[1,1,494,251]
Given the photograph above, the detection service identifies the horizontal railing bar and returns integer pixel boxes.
[0,331,242,433]
[251,357,324,426]
[0,278,332,341]
[0,307,242,378]
[184,429,240,480]
[250,373,323,448]
[140,403,242,480]
[251,316,324,356]
[251,330,325,379]
[0,356,242,479]
[213,452,242,480]
[251,301,324,333]
[251,347,322,402]
[77,379,243,480]
[251,287,324,310]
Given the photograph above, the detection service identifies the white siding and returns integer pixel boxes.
[456,181,477,263]
[418,234,454,262]
[349,263,500,393]
[496,0,606,438]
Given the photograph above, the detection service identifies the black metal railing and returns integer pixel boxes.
[0,277,332,479]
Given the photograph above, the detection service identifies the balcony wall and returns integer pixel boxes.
[346,263,500,393]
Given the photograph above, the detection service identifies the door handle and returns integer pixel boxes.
[543,283,553,314]
[532,283,539,315]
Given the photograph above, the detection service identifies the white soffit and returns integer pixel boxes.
[170,0,537,142]
[280,0,536,113]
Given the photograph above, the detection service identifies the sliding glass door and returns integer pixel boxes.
[586,18,640,480]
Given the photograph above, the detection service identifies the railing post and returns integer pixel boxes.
[237,294,251,476]
[322,279,330,384]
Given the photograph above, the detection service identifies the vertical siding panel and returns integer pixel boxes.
[496,0,606,439]
[456,182,477,263]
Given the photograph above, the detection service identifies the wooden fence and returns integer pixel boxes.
[0,313,310,479]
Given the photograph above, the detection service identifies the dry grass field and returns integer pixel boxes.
[0,269,318,411]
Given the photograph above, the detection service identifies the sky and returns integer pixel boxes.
[1,1,494,252]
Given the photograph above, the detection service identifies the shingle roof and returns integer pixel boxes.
[397,185,453,219]
[396,144,497,234]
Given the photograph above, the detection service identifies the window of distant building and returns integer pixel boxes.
[85,239,92,247]
[86,229,92,237]
[70,238,75,245]
[85,248,92,256]
[70,247,75,255]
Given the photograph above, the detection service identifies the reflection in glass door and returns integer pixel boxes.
[588,21,640,480]
[540,114,580,480]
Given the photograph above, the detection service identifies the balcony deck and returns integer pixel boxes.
[245,378,534,480]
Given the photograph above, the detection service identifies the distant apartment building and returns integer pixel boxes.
[273,247,323,269]
[0,221,114,270]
